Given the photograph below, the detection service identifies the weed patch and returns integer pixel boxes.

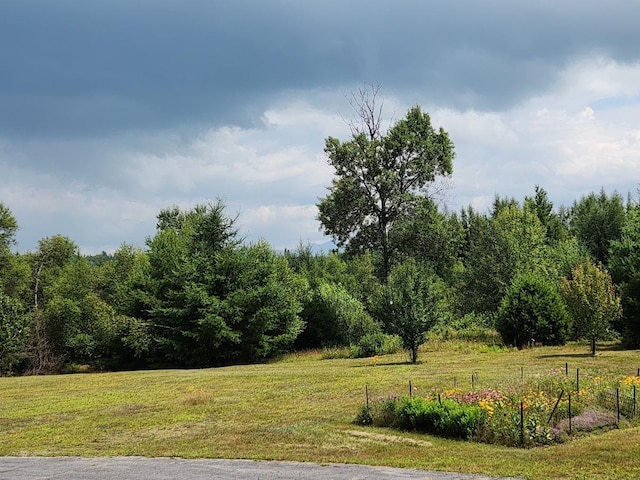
[183,386,211,406]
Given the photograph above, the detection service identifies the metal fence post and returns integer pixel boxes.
[568,394,572,435]
[520,401,524,447]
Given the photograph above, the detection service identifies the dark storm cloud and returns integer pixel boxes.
[2,0,640,140]
[0,0,354,138]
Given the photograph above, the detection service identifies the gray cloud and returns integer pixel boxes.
[3,1,640,139]
[2,1,640,253]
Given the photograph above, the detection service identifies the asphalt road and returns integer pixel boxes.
[0,457,523,480]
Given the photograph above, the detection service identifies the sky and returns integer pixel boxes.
[1,0,639,254]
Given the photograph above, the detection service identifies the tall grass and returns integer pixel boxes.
[1,342,639,479]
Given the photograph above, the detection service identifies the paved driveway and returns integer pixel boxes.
[0,457,522,479]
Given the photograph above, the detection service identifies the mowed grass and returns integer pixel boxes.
[1,343,640,479]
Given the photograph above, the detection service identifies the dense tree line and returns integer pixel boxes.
[1,103,639,374]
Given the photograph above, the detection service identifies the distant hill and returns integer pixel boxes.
[278,240,339,256]
[309,241,338,255]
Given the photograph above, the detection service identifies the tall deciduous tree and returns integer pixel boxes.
[0,204,31,375]
[30,235,79,372]
[560,262,621,355]
[44,257,129,365]
[317,89,454,278]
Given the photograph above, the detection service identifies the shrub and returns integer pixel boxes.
[356,332,386,357]
[497,273,570,348]
[381,334,403,355]
[357,396,485,440]
[354,405,373,426]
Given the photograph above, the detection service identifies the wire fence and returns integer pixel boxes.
[361,363,639,447]
[598,387,637,420]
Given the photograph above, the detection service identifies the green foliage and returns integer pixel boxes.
[380,334,403,355]
[317,94,454,278]
[285,245,350,290]
[569,189,626,265]
[475,398,554,447]
[385,259,448,362]
[322,282,380,344]
[320,345,353,360]
[36,235,79,271]
[560,262,622,353]
[524,185,568,246]
[609,206,640,346]
[461,204,548,314]
[497,273,569,348]
[354,404,373,426]
[145,202,242,365]
[216,241,307,362]
[321,333,401,359]
[358,369,627,448]
[429,312,500,345]
[0,202,18,250]
[0,292,29,375]
[146,203,307,366]
[545,237,594,280]
[286,247,384,350]
[297,279,381,349]
[28,235,81,372]
[359,396,485,439]
[390,198,464,282]
[355,332,386,357]
[5,184,640,376]
[0,243,31,374]
[41,256,143,367]
[342,251,383,312]
[95,244,150,319]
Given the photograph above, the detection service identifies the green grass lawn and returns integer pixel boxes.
[1,342,640,479]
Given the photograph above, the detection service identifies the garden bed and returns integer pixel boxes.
[355,371,639,448]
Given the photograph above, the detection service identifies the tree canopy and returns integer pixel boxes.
[609,206,640,346]
[569,189,626,265]
[384,259,447,363]
[317,90,454,278]
[560,262,621,355]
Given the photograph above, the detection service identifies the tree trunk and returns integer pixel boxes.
[411,345,418,363]
[591,337,596,356]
